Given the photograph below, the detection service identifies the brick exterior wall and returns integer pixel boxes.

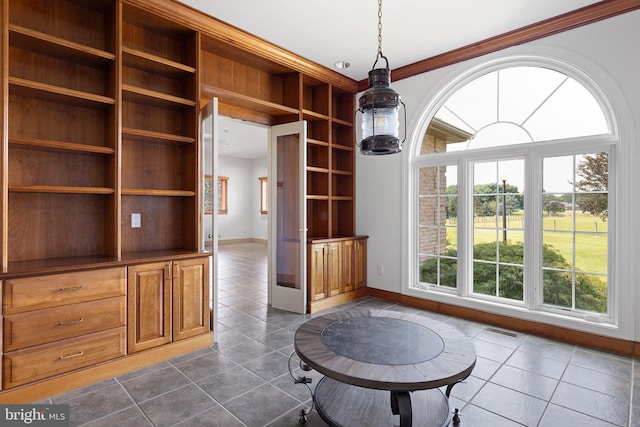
[419,134,449,257]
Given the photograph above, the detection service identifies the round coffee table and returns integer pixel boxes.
[294,309,476,427]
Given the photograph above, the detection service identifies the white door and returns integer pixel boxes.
[268,121,308,313]
[200,98,218,334]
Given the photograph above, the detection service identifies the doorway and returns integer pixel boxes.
[203,115,269,249]
[202,113,270,329]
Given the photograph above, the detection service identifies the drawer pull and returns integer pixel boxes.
[59,286,84,292]
[59,351,84,360]
[58,318,84,326]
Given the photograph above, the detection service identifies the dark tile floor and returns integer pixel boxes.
[40,242,639,426]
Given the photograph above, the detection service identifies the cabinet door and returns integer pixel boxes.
[326,242,342,297]
[308,244,327,301]
[342,240,355,293]
[127,262,171,353]
[355,239,367,289]
[173,258,210,341]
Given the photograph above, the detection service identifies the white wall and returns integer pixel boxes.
[356,10,640,339]
[218,155,268,241]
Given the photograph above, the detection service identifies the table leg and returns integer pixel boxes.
[390,391,412,427]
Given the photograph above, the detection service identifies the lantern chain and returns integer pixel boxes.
[377,0,383,60]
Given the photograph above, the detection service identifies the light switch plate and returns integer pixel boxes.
[131,213,141,228]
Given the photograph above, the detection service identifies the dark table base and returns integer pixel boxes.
[315,377,451,427]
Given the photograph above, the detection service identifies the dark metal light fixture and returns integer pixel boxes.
[356,0,406,155]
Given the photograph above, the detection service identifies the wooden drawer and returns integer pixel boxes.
[4,296,126,351]
[3,327,126,389]
[3,267,126,314]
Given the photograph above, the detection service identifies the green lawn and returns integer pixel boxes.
[444,212,607,274]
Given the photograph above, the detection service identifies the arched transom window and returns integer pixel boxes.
[413,64,615,322]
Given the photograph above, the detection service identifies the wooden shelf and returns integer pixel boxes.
[308,138,329,147]
[332,117,353,128]
[332,144,354,152]
[121,189,195,197]
[122,47,195,77]
[9,185,114,195]
[308,166,329,174]
[9,77,115,107]
[201,84,299,117]
[332,169,353,176]
[307,195,330,201]
[9,25,115,67]
[122,127,195,144]
[122,84,195,108]
[9,136,114,155]
[302,109,330,121]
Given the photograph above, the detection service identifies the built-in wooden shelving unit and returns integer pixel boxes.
[0,0,360,401]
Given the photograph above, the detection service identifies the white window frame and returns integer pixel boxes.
[404,54,628,337]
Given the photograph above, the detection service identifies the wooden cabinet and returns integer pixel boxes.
[343,239,355,293]
[0,0,355,401]
[128,257,210,353]
[127,261,172,353]
[308,237,367,312]
[3,328,126,389]
[309,241,342,301]
[344,237,367,290]
[2,0,205,273]
[2,268,127,388]
[4,297,126,351]
[3,267,126,314]
[173,257,210,341]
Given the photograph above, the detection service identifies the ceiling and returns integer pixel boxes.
[179,0,602,81]
[186,0,603,159]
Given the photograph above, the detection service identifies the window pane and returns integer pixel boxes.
[421,66,610,154]
[419,197,439,226]
[525,79,609,141]
[440,258,457,288]
[542,194,573,231]
[542,269,573,308]
[418,165,457,289]
[543,156,573,193]
[542,153,608,315]
[499,67,567,125]
[413,64,613,322]
[576,273,607,313]
[473,159,524,302]
[259,177,268,214]
[499,265,523,301]
[542,231,573,269]
[575,234,607,274]
[419,255,438,284]
[441,71,497,132]
[473,262,496,296]
[473,234,496,262]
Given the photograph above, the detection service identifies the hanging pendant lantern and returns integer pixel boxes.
[356,0,406,155]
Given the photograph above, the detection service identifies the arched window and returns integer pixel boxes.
[412,63,615,321]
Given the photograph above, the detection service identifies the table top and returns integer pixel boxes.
[294,309,476,392]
